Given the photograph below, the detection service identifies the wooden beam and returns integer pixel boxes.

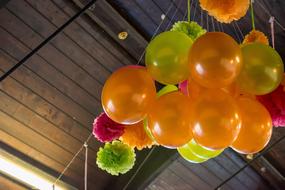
[71,0,148,61]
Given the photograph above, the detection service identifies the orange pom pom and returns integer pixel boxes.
[199,0,249,23]
[120,121,154,150]
[243,30,269,45]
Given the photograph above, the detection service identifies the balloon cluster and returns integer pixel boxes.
[94,18,284,174]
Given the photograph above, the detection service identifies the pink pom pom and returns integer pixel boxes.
[93,113,125,142]
[179,80,188,95]
[257,85,285,127]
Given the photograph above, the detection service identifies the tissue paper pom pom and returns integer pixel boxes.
[243,30,269,45]
[199,0,249,23]
[96,141,135,175]
[120,121,154,150]
[257,85,285,127]
[171,21,206,41]
[93,113,124,142]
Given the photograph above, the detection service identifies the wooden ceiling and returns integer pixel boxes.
[0,0,284,190]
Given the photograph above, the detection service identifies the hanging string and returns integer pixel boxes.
[206,14,209,31]
[215,135,285,189]
[211,17,216,31]
[52,133,93,188]
[84,142,88,190]
[250,0,256,30]
[136,1,175,65]
[256,0,285,31]
[235,22,244,39]
[269,16,275,49]
[187,0,191,22]
[183,0,194,20]
[192,0,198,21]
[200,9,204,28]
[122,147,156,190]
[166,0,184,30]
[232,23,241,43]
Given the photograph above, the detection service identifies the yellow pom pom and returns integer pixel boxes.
[242,30,269,45]
[200,0,250,23]
[120,121,154,150]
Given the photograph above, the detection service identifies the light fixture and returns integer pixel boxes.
[0,149,77,190]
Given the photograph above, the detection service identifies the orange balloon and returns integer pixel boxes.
[188,78,240,99]
[191,89,241,150]
[102,66,156,125]
[231,98,272,154]
[148,92,193,148]
[189,32,242,88]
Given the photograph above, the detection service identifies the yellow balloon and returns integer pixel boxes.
[177,143,208,163]
[237,43,284,95]
[146,31,193,85]
[189,32,242,88]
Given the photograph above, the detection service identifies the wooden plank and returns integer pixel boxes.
[0,8,104,99]
[0,66,99,150]
[0,47,95,130]
[73,0,148,60]
[0,130,82,188]
[0,174,28,190]
[168,160,211,190]
[0,111,110,190]
[0,27,101,115]
[214,153,261,189]
[224,149,272,188]
[178,157,224,188]
[36,0,135,66]
[158,168,194,190]
[202,159,247,190]
[0,90,99,167]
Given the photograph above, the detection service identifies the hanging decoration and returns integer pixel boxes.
[242,30,269,45]
[96,141,135,176]
[92,112,124,143]
[237,43,284,95]
[257,84,285,127]
[120,121,154,150]
[199,0,250,23]
[171,21,206,41]
[93,0,285,176]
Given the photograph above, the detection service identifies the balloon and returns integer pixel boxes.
[148,92,192,148]
[177,143,208,163]
[157,85,178,97]
[231,98,273,154]
[189,32,242,88]
[143,119,156,142]
[187,139,223,159]
[146,31,193,85]
[101,66,156,125]
[191,89,241,150]
[187,78,240,100]
[237,43,284,95]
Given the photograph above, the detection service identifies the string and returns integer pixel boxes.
[211,17,215,31]
[183,0,193,20]
[215,135,285,189]
[187,0,191,22]
[200,9,204,28]
[232,23,241,43]
[136,1,175,65]
[0,0,97,82]
[192,0,198,21]
[250,0,256,30]
[235,22,244,38]
[52,133,93,187]
[166,0,184,30]
[269,16,275,49]
[122,147,156,190]
[256,0,285,31]
[84,142,88,190]
[206,14,209,31]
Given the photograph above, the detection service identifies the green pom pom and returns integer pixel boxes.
[96,141,136,175]
[171,21,206,41]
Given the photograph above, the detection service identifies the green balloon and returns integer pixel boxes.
[237,43,284,95]
[157,85,178,97]
[188,139,223,159]
[143,118,156,141]
[177,143,208,163]
[145,31,193,85]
